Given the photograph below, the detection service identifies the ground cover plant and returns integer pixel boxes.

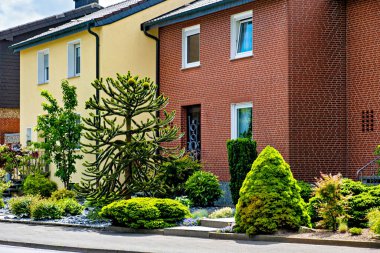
[184,171,222,207]
[208,207,234,219]
[235,146,310,235]
[367,209,380,235]
[100,198,190,229]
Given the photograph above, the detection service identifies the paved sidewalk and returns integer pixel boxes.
[0,223,377,253]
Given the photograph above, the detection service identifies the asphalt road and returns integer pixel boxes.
[0,245,74,253]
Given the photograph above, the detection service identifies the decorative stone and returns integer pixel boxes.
[298,226,317,233]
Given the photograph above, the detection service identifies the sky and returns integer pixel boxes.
[0,0,124,31]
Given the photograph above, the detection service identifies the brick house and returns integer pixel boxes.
[0,0,101,144]
[142,0,380,185]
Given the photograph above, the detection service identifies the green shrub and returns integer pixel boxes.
[341,179,367,196]
[191,209,209,219]
[208,207,234,219]
[185,171,222,207]
[227,138,257,205]
[235,146,310,235]
[9,195,40,217]
[338,221,348,233]
[297,181,313,203]
[307,196,322,226]
[367,209,380,235]
[175,196,192,208]
[314,173,348,231]
[22,174,57,197]
[56,198,83,216]
[31,199,64,220]
[51,189,76,200]
[100,198,190,229]
[347,187,380,228]
[154,156,202,198]
[0,198,4,208]
[349,227,362,236]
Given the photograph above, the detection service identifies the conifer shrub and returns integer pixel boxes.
[22,174,57,197]
[51,189,77,200]
[347,187,380,227]
[0,198,4,209]
[341,178,367,196]
[9,195,40,217]
[100,198,190,229]
[235,146,310,235]
[367,209,380,235]
[227,138,257,205]
[30,199,64,220]
[297,180,313,203]
[56,198,83,216]
[349,227,362,236]
[184,171,222,207]
[307,196,322,225]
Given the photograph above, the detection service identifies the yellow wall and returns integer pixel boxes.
[19,0,192,188]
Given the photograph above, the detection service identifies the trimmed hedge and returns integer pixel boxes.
[22,174,57,197]
[235,146,310,235]
[227,138,257,205]
[100,198,191,229]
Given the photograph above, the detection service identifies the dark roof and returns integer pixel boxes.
[0,3,103,41]
[143,0,254,30]
[12,0,165,52]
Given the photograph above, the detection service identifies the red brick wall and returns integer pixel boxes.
[0,118,20,144]
[288,0,347,181]
[347,0,380,178]
[160,0,290,181]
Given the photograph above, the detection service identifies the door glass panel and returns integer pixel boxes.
[187,105,201,160]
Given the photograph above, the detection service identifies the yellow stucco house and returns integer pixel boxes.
[12,0,192,187]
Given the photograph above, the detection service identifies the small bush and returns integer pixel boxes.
[31,199,63,220]
[307,196,322,226]
[185,171,222,207]
[297,181,313,203]
[191,209,209,219]
[0,198,4,209]
[341,179,367,196]
[227,138,257,205]
[349,227,362,236]
[56,198,83,216]
[175,196,192,208]
[9,195,40,217]
[338,221,348,233]
[100,198,190,229]
[367,209,380,235]
[22,174,57,197]
[208,207,234,219]
[235,146,310,235]
[314,173,348,231]
[51,189,76,200]
[182,218,200,226]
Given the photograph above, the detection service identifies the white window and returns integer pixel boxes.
[182,25,200,69]
[231,102,253,139]
[231,11,253,60]
[68,40,81,77]
[26,128,32,146]
[37,49,49,84]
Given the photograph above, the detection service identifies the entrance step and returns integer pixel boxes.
[164,226,218,238]
[200,218,235,228]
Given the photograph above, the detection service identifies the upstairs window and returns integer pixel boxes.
[182,25,200,69]
[37,49,49,84]
[68,40,81,77]
[231,11,253,59]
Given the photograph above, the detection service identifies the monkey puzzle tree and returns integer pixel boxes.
[77,72,183,203]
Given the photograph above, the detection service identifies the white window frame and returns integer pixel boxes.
[231,102,253,139]
[26,127,32,146]
[68,40,81,78]
[231,10,253,60]
[182,24,200,69]
[37,49,49,84]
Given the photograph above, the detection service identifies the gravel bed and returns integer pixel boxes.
[190,206,235,214]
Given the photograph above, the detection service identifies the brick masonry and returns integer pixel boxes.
[159,0,380,182]
[0,108,20,144]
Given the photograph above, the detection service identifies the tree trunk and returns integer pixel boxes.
[124,117,132,200]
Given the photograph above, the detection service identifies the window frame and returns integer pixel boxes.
[26,127,32,146]
[182,24,200,69]
[67,40,81,78]
[37,49,49,85]
[231,10,253,60]
[231,102,253,139]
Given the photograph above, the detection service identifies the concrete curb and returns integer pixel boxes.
[0,218,106,230]
[209,232,380,249]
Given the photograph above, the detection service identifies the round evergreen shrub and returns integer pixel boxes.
[235,146,310,235]
[31,199,64,220]
[56,198,83,216]
[184,171,223,207]
[297,180,313,203]
[347,187,380,227]
[51,189,77,200]
[22,174,57,197]
[227,138,257,205]
[9,195,40,217]
[341,178,367,196]
[100,198,190,229]
[307,196,322,225]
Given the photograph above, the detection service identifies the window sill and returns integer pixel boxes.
[68,75,80,79]
[230,53,253,61]
[181,64,201,71]
[37,82,49,85]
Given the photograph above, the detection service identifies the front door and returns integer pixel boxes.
[186,105,201,160]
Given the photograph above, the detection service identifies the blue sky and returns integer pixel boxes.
[0,0,123,31]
